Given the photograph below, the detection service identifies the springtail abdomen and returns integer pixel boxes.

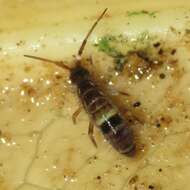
[70,65,136,156]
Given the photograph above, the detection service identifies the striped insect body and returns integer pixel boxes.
[24,8,136,156]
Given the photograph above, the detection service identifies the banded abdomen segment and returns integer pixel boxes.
[78,79,107,112]
[77,78,135,155]
[100,114,135,155]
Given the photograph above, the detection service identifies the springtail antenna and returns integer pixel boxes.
[24,8,108,68]
[77,8,108,59]
[24,55,71,71]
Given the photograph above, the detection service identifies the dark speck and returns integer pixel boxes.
[148,185,155,189]
[93,155,98,160]
[133,101,141,107]
[96,176,101,180]
[129,175,139,185]
[156,123,161,128]
[55,74,62,80]
[153,42,161,48]
[159,73,166,79]
[171,49,176,55]
[128,119,133,123]
[158,48,163,55]
[159,168,163,172]
[115,164,120,168]
[161,117,165,121]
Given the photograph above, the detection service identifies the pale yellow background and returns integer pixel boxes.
[0,1,190,190]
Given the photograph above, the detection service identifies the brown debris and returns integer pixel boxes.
[20,83,36,97]
[129,175,139,185]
